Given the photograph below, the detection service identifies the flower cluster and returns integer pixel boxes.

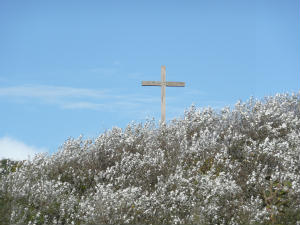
[1,93,300,225]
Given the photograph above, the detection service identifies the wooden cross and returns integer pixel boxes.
[142,65,185,123]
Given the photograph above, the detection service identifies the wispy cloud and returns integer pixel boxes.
[0,85,160,112]
[0,85,107,99]
[128,72,144,79]
[0,136,48,161]
[62,102,106,110]
[0,85,110,110]
[89,68,117,75]
[0,84,216,117]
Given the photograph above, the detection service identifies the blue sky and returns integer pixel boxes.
[0,0,299,160]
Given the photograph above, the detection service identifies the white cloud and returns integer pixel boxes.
[0,85,113,110]
[0,136,47,161]
[128,72,144,79]
[89,68,117,75]
[0,84,194,116]
[0,84,163,112]
[0,85,107,99]
[62,101,106,110]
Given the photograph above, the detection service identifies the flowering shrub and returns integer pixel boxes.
[1,93,300,225]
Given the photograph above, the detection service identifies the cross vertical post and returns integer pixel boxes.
[142,65,185,123]
[161,66,166,122]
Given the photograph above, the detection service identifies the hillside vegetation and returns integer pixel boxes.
[1,93,300,225]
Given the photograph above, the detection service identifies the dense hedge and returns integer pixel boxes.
[1,93,300,225]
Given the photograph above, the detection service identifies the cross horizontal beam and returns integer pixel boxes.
[142,81,185,87]
[141,65,185,123]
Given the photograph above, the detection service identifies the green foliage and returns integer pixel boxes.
[0,192,11,225]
